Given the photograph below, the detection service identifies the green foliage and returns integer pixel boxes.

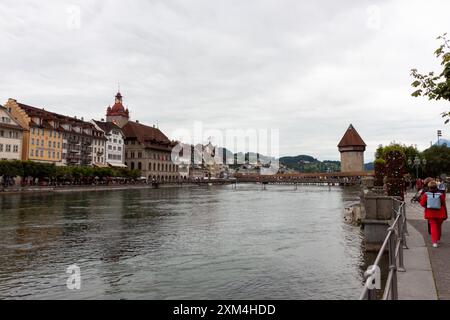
[279,155,341,173]
[0,161,140,183]
[421,145,450,177]
[411,33,450,123]
[376,143,420,176]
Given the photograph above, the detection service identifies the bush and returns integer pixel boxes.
[0,160,140,185]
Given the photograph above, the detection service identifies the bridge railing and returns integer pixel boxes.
[359,198,407,300]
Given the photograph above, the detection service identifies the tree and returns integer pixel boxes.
[411,33,450,123]
[421,144,450,177]
[375,143,420,177]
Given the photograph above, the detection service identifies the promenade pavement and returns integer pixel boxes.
[404,192,450,300]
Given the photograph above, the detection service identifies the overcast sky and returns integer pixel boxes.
[1,0,450,161]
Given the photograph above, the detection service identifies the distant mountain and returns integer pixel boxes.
[279,155,339,173]
[205,146,373,173]
[365,162,374,171]
[280,155,373,173]
[435,139,450,147]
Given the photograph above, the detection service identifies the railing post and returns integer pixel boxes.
[398,205,406,272]
[388,233,398,300]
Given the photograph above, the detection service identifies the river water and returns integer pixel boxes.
[0,184,366,299]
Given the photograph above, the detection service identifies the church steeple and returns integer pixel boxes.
[115,91,123,104]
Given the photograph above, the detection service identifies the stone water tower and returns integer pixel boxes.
[338,124,366,173]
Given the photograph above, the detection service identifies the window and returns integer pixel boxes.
[6,145,11,152]
[30,149,34,156]
[118,147,122,151]
[48,141,52,148]
[31,138,35,145]
[52,151,55,158]
[138,162,142,170]
[41,140,44,147]
[0,144,2,152]
[0,130,3,137]
[13,145,18,153]
[138,152,142,158]
[53,141,56,148]
[40,150,44,157]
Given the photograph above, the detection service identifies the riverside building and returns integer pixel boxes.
[5,98,104,166]
[0,104,24,160]
[104,91,179,181]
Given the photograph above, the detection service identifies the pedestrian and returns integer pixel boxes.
[438,179,447,194]
[416,178,424,191]
[420,180,448,248]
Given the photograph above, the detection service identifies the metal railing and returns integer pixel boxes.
[360,198,408,300]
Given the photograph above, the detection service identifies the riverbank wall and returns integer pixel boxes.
[0,182,231,195]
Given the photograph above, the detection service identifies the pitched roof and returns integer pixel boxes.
[338,124,366,147]
[0,105,24,130]
[15,101,103,136]
[122,121,171,150]
[93,120,122,134]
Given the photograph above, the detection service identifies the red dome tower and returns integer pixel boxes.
[106,91,129,128]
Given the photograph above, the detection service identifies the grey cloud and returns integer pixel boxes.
[1,0,449,162]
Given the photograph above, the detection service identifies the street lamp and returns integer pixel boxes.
[407,156,427,179]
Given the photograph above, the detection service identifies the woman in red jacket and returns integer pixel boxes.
[420,180,448,248]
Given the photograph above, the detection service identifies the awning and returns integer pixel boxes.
[93,163,109,168]
[107,162,128,168]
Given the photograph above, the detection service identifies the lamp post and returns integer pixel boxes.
[408,156,427,179]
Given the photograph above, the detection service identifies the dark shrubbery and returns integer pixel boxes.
[0,160,140,186]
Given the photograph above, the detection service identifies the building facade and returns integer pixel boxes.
[92,120,125,167]
[5,98,103,166]
[0,104,24,160]
[338,124,366,173]
[104,91,179,181]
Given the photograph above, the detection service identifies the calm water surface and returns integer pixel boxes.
[0,184,366,299]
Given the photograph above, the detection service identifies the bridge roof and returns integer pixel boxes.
[338,124,366,147]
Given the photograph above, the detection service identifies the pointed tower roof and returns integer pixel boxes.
[106,91,129,118]
[338,124,366,148]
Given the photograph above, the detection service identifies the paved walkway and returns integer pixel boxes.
[403,192,450,300]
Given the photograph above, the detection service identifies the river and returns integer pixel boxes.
[0,184,366,299]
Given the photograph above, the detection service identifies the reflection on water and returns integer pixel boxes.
[0,184,365,299]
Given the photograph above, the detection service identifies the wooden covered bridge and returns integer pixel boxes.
[234,171,374,186]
